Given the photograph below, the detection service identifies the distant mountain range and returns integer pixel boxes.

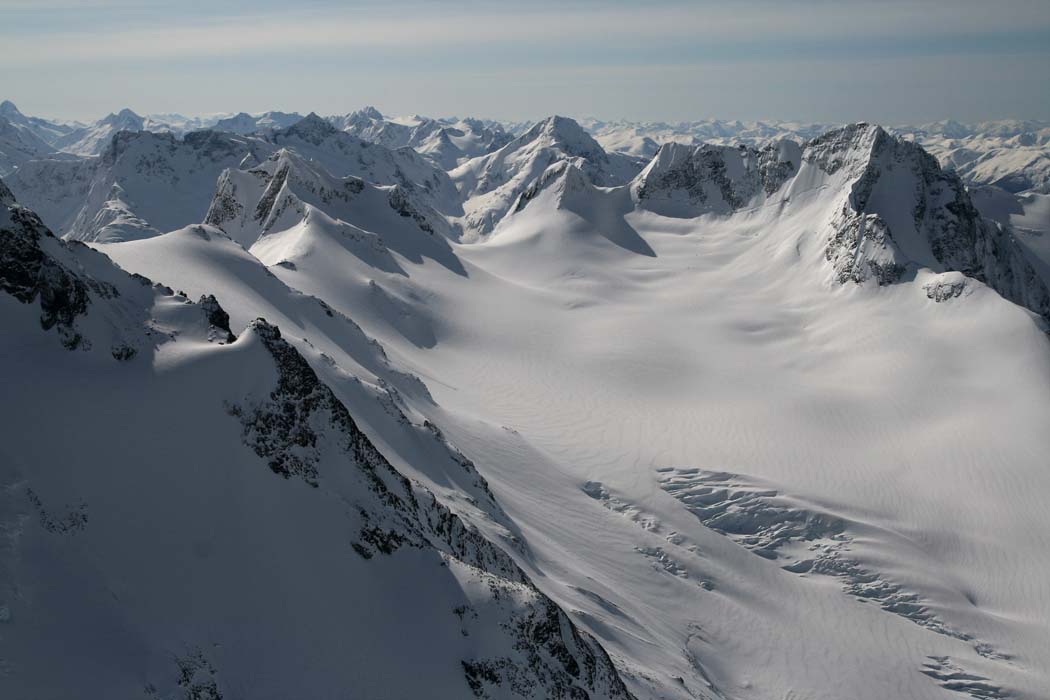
[4,100,1048,196]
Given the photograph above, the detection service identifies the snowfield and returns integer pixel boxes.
[2,106,1050,700]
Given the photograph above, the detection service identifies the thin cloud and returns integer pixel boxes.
[2,1,1049,65]
[3,1,1048,122]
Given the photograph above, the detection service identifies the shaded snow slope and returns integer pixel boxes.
[0,185,634,700]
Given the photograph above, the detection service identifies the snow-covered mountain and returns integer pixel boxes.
[452,115,645,237]
[494,122,1049,322]
[212,110,304,135]
[582,117,1050,198]
[0,100,75,150]
[51,108,154,156]
[3,102,1050,700]
[332,107,512,169]
[7,129,270,242]
[270,113,462,213]
[6,114,462,243]
[205,147,458,265]
[581,118,835,158]
[0,114,57,177]
[329,106,418,146]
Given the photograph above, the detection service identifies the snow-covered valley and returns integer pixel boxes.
[2,103,1049,700]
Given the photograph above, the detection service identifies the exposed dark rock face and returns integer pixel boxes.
[388,185,435,234]
[810,125,1050,319]
[203,171,248,229]
[627,123,1049,320]
[804,122,882,176]
[924,274,970,302]
[227,319,346,487]
[974,222,1050,321]
[253,162,290,224]
[513,161,585,214]
[111,344,137,360]
[26,487,88,535]
[462,593,634,699]
[229,318,514,569]
[1,191,91,348]
[825,210,905,285]
[168,648,223,700]
[0,180,237,354]
[198,294,236,343]
[815,125,983,286]
[206,150,372,239]
[227,318,634,699]
[634,140,800,215]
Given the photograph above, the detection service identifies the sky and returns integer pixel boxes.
[1,0,1049,125]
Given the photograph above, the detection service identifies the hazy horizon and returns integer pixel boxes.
[2,0,1049,125]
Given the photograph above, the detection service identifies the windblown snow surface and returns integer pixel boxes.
[1,112,1049,700]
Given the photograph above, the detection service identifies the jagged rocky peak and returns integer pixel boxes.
[333,106,387,133]
[255,146,364,200]
[633,139,801,216]
[810,124,1050,319]
[803,122,887,176]
[205,147,367,245]
[356,105,384,121]
[0,176,14,206]
[811,123,983,284]
[260,146,304,173]
[199,293,236,344]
